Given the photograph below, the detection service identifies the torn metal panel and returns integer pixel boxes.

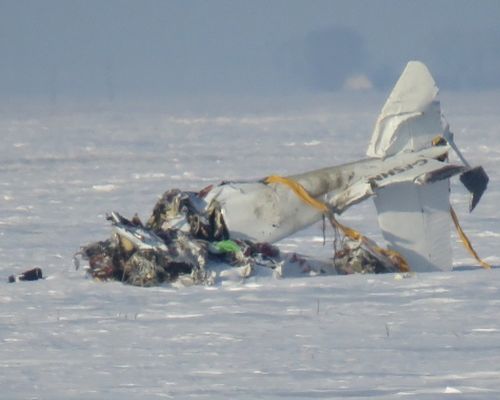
[374,181,452,272]
[205,182,322,243]
[367,61,442,158]
[459,166,489,212]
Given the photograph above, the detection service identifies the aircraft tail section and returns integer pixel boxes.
[367,61,454,271]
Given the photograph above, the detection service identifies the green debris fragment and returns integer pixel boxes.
[210,240,241,254]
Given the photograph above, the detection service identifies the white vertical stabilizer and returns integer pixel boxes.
[368,61,452,271]
[367,61,442,158]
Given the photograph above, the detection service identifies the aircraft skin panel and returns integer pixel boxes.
[383,101,443,157]
[206,182,322,243]
[367,61,440,158]
[374,181,452,272]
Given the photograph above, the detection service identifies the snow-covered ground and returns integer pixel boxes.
[1,92,499,398]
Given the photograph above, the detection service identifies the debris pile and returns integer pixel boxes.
[76,188,286,286]
[333,239,402,275]
[76,186,405,287]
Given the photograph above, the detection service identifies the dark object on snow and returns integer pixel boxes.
[8,267,43,283]
[460,166,489,212]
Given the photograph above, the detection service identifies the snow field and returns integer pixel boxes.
[1,92,499,398]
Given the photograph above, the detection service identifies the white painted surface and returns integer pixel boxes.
[374,181,452,271]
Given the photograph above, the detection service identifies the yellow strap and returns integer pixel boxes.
[378,248,411,272]
[450,206,491,269]
[328,213,410,272]
[265,175,329,213]
[432,137,490,269]
[265,175,410,272]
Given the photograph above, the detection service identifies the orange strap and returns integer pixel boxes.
[450,207,491,269]
[265,175,329,213]
[328,213,411,272]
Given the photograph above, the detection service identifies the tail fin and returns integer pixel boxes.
[368,61,452,271]
[367,61,443,158]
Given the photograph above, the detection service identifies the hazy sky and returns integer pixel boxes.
[1,0,499,98]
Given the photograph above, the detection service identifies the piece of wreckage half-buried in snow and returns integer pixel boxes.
[76,61,490,286]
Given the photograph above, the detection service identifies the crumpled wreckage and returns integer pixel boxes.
[76,188,404,287]
[76,61,490,286]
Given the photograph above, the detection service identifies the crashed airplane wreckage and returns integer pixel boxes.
[76,61,490,286]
